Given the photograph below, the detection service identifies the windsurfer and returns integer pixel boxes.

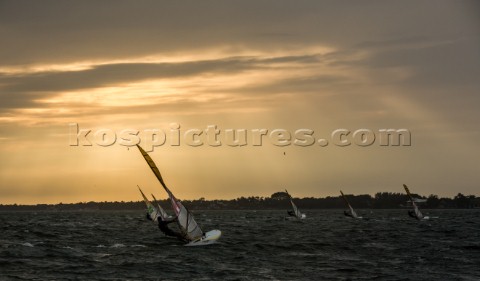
[408,210,418,220]
[287,210,295,217]
[157,216,188,242]
[146,212,153,221]
[344,210,353,218]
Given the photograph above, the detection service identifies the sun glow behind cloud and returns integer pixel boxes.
[4,47,347,127]
[1,2,479,204]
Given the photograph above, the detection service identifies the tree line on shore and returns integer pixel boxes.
[1,192,478,211]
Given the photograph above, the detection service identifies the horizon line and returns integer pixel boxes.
[1,191,476,206]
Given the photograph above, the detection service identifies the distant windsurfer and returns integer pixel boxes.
[287,210,295,217]
[146,212,153,221]
[344,210,353,218]
[408,210,419,220]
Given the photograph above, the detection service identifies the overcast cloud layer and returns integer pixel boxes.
[0,1,479,204]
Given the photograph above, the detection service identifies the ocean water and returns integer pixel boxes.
[0,209,479,280]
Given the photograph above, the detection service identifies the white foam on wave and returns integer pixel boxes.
[95,253,112,258]
[110,243,126,248]
[21,242,34,247]
[130,244,146,248]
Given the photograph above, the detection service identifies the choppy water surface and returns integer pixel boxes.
[1,209,479,280]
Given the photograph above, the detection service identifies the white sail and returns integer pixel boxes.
[286,189,305,219]
[412,201,423,219]
[151,193,169,220]
[169,194,204,240]
[340,190,358,218]
[290,198,301,218]
[136,145,204,241]
[404,184,424,219]
[138,186,162,222]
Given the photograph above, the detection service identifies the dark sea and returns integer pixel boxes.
[1,209,479,280]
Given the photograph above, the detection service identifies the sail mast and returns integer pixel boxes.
[136,145,171,194]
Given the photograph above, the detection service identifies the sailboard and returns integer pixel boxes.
[403,184,429,220]
[340,190,361,219]
[285,189,306,220]
[136,144,221,245]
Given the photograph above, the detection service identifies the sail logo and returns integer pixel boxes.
[69,123,411,152]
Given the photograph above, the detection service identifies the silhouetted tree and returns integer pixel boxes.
[426,195,440,208]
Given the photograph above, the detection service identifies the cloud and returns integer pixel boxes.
[1,1,480,203]
[358,37,480,86]
[0,54,326,115]
[2,1,477,66]
[0,55,324,93]
[0,59,251,94]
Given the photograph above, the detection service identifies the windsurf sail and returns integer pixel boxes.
[403,184,424,220]
[136,145,204,241]
[340,190,358,218]
[151,193,169,220]
[285,189,304,219]
[138,185,162,222]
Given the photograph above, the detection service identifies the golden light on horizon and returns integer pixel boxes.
[1,3,479,205]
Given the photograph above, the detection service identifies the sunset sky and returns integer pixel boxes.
[1,1,479,204]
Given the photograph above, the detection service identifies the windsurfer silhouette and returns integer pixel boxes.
[145,211,187,241]
[344,210,353,218]
[157,216,188,242]
[408,210,419,220]
[146,212,153,221]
